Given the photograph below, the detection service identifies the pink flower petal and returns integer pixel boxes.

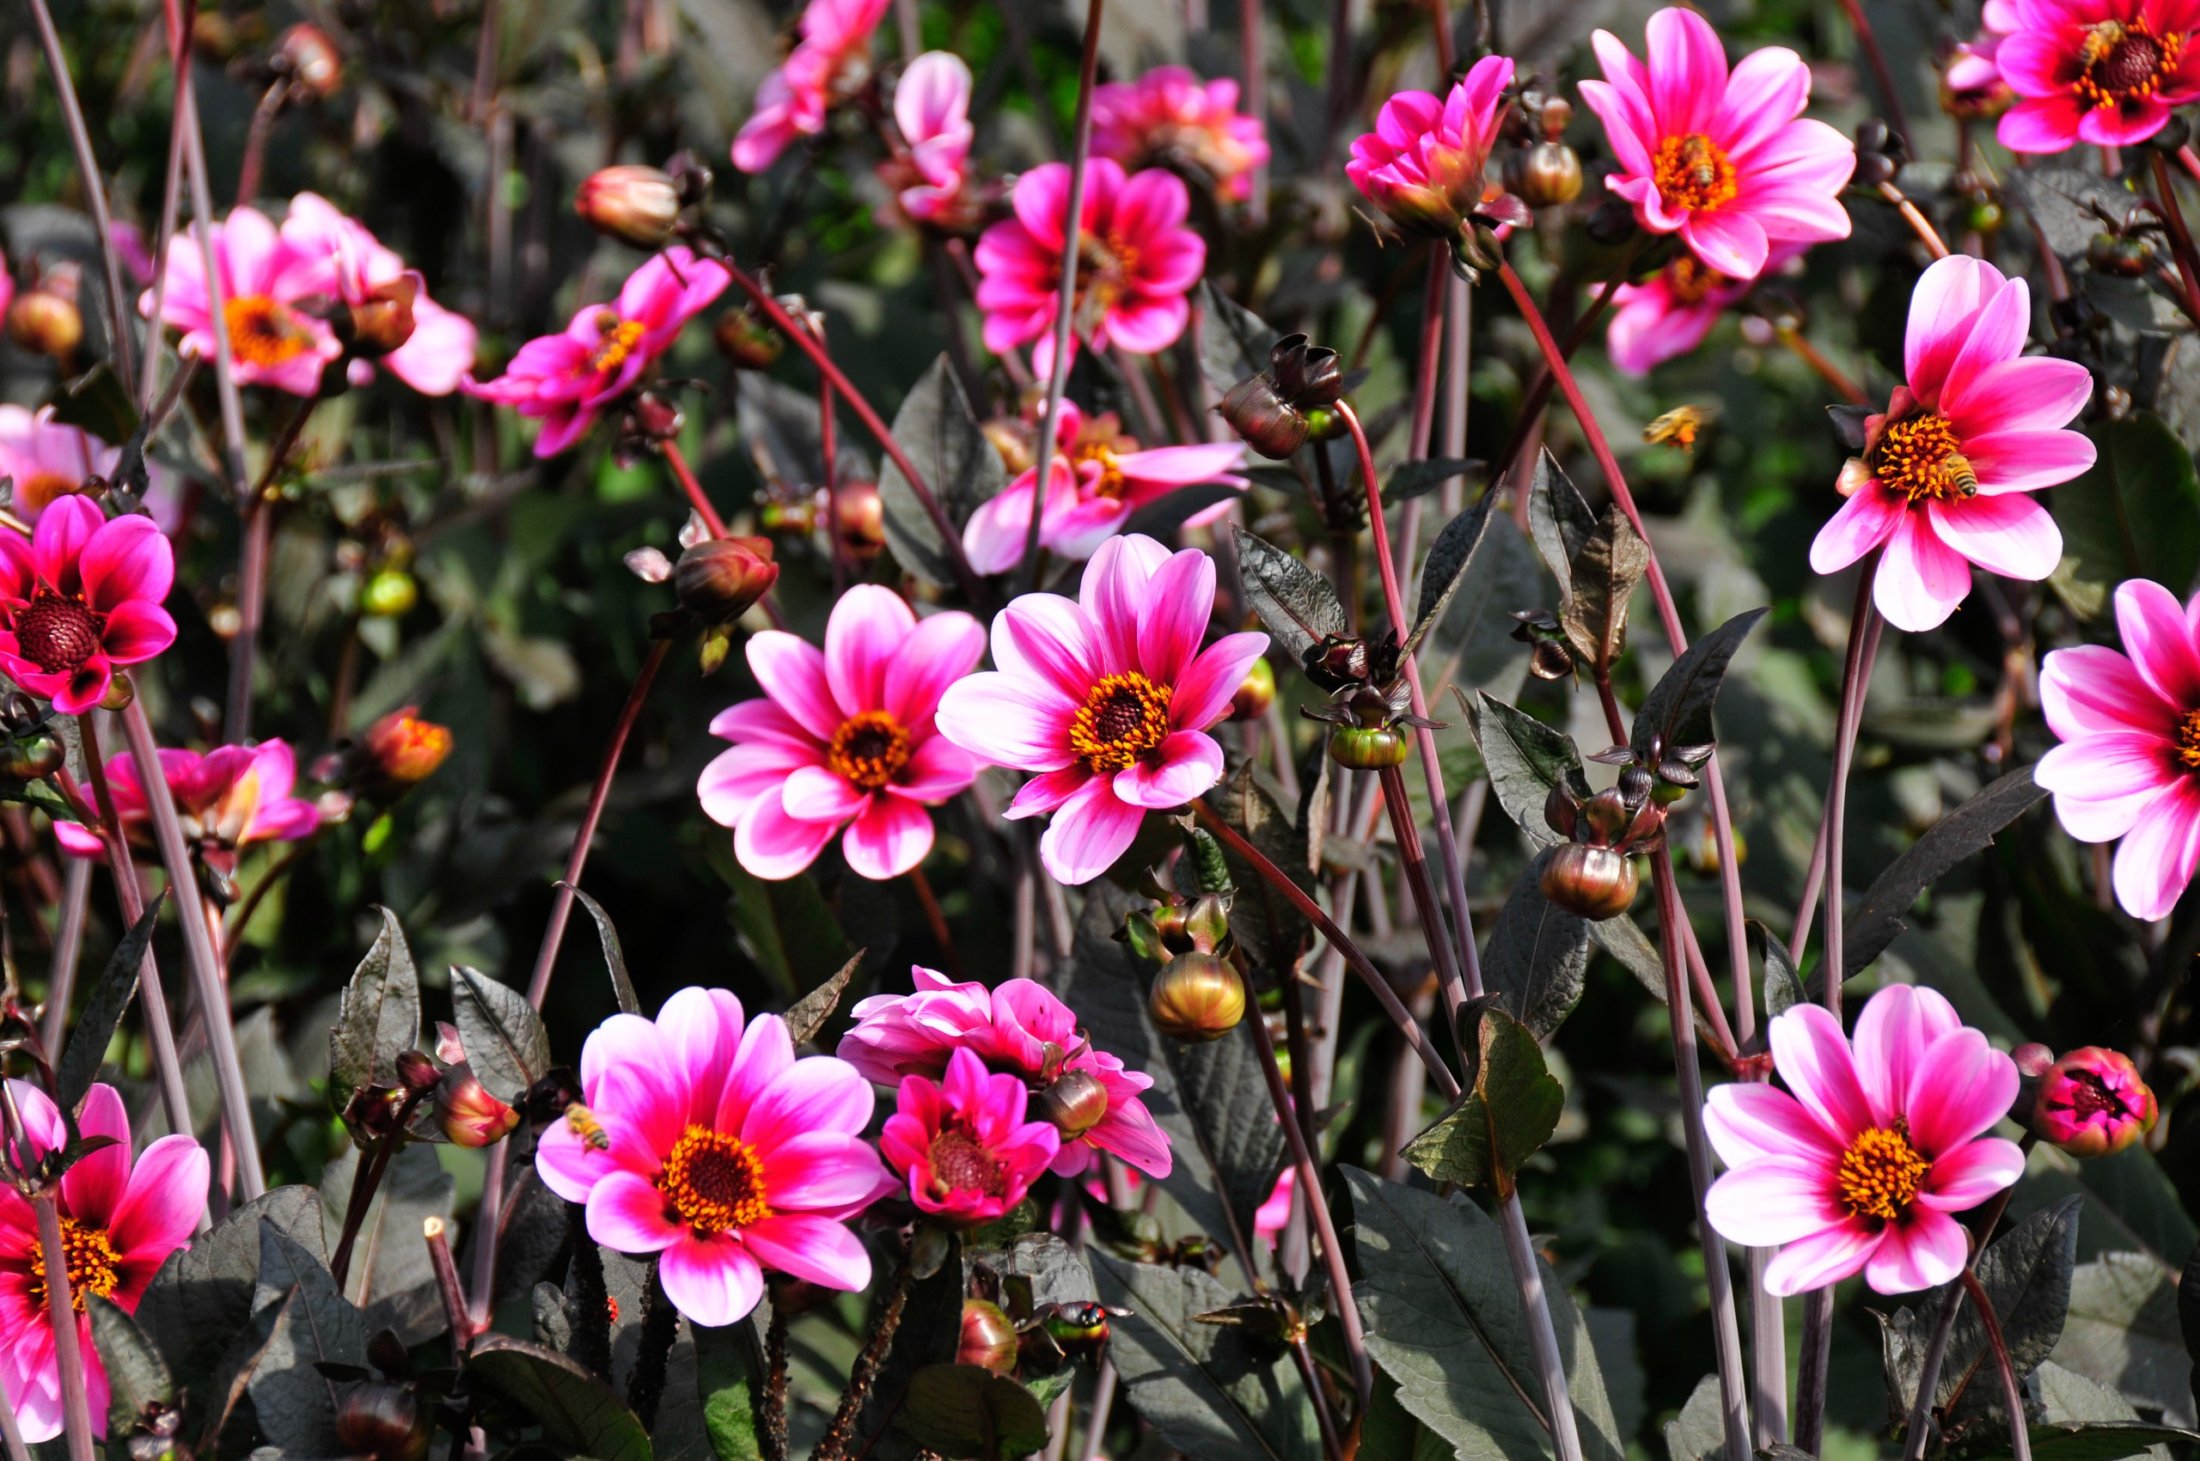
[746,631,843,739]
[1938,274,2033,412]
[80,516,173,613]
[935,672,1079,772]
[1079,534,1172,672]
[1172,631,1270,731]
[1874,509,1974,632]
[756,1131,891,1209]
[1863,1209,1969,1293]
[991,594,1104,703]
[1038,772,1146,885]
[2035,731,2179,804]
[698,743,819,829]
[2040,644,2173,739]
[660,1235,765,1326]
[1810,481,1904,574]
[59,1083,132,1228]
[782,765,867,824]
[1958,427,2096,492]
[1645,7,1728,137]
[1717,47,1811,159]
[1112,730,1224,809]
[1918,1137,2026,1211]
[1680,210,1769,281]
[1926,493,2062,582]
[106,1134,206,1263]
[737,1213,873,1291]
[841,794,934,879]
[1705,1082,1844,1167]
[1766,1004,1876,1141]
[888,736,982,801]
[824,584,914,719]
[1135,549,1215,687]
[2111,779,2200,920]
[1905,256,2001,405]
[1705,1159,1847,1246]
[1850,985,1962,1125]
[734,796,841,879]
[655,987,748,1127]
[708,699,820,753]
[884,610,986,733]
[740,1053,875,1151]
[2116,579,2200,708]
[586,1169,682,1253]
[1902,1028,2018,1156]
[1763,1218,1880,1295]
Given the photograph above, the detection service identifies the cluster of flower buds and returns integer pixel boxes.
[0,693,64,783]
[342,1026,519,1151]
[330,1329,445,1461]
[6,260,83,361]
[1125,868,1247,1043]
[1502,91,1583,209]
[1217,333,1346,460]
[576,154,715,251]
[1298,630,1438,770]
[2013,1043,2159,1157]
[1540,763,1669,919]
[118,1399,191,1461]
[1853,119,1908,190]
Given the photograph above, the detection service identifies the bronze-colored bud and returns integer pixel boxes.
[1505,141,1584,208]
[1148,951,1247,1043]
[347,276,417,359]
[959,1300,1019,1374]
[1229,657,1275,720]
[437,1063,520,1148]
[277,23,344,101]
[675,536,780,623]
[1540,844,1638,921]
[0,731,65,782]
[1035,1069,1110,1139]
[1302,633,1369,692]
[1579,785,1634,845]
[334,1381,431,1461]
[1217,373,1306,459]
[714,308,785,369]
[8,268,84,359]
[2087,232,2153,277]
[576,165,684,249]
[1267,333,1345,409]
[832,479,886,562]
[394,1050,440,1093]
[1543,782,1579,841]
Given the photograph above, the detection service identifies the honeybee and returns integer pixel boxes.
[1940,452,1980,497]
[1678,135,1721,190]
[564,1102,611,1151]
[1645,404,1712,452]
[2079,20,2128,68]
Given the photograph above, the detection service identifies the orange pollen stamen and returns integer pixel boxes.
[1652,133,1739,213]
[27,1216,122,1315]
[2176,707,2200,771]
[1072,440,1130,500]
[590,315,649,375]
[1068,671,1173,774]
[1835,1120,1931,1223]
[223,295,316,368]
[1664,255,1730,306]
[1871,412,1978,502]
[658,1126,770,1236]
[2074,20,2186,109]
[828,710,912,793]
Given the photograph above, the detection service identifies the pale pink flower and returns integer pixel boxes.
[0,1080,207,1443]
[840,965,1173,1178]
[700,585,985,881]
[1347,56,1515,238]
[2037,579,2200,921]
[1580,8,1855,279]
[1704,985,2024,1295]
[1605,244,1803,375]
[278,192,478,396]
[140,205,341,396]
[1946,0,2019,95]
[880,1048,1061,1225]
[1093,66,1271,202]
[961,401,1247,573]
[1810,255,2094,632]
[0,496,174,715]
[731,0,893,172]
[974,159,1206,378]
[54,739,322,863]
[1996,0,2200,151]
[934,534,1267,885]
[0,405,174,528]
[462,248,728,457]
[536,988,891,1326]
[881,52,976,228]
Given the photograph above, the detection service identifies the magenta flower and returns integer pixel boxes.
[840,965,1172,1178]
[0,405,173,527]
[882,52,976,228]
[0,496,175,715]
[140,206,341,396]
[0,1081,207,1443]
[1946,0,2020,95]
[934,535,1268,885]
[880,1048,1061,1225]
[731,0,892,172]
[53,739,322,863]
[536,988,890,1326]
[1580,8,1855,279]
[463,248,727,456]
[278,192,478,396]
[1605,244,1803,375]
[974,159,1206,378]
[1093,66,1271,202]
[1995,0,2200,151]
[1704,985,2023,1295]
[1810,256,2094,632]
[1346,55,1515,238]
[700,585,985,881]
[2031,1046,2159,1155]
[2037,579,2200,920]
[960,402,1248,574]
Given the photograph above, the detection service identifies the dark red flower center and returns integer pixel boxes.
[1070,671,1172,773]
[828,710,911,792]
[1871,412,1978,503]
[27,1215,121,1314]
[658,1125,770,1236]
[1834,1118,1929,1223]
[927,1124,1008,1197]
[1652,133,1739,213]
[2076,20,2185,107]
[14,592,106,674]
[2062,1066,2135,1120]
[2176,707,2200,772]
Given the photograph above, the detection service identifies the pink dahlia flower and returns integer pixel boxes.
[0,496,174,714]
[731,0,892,172]
[1605,244,1804,375]
[960,401,1248,573]
[1946,0,2020,94]
[700,584,985,881]
[1996,0,2200,151]
[0,405,175,527]
[278,192,478,396]
[974,159,1206,379]
[840,965,1173,1178]
[54,739,322,863]
[0,1080,207,1443]
[1810,255,2094,632]
[1580,8,1855,280]
[2037,579,2200,920]
[1093,66,1272,202]
[1346,55,1515,238]
[934,534,1268,885]
[2031,1046,2158,1155]
[1704,985,2024,1295]
[880,1047,1062,1225]
[536,987,891,1326]
[141,205,341,396]
[463,248,727,457]
[881,52,976,228]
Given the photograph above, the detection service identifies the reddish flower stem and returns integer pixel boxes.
[1960,1268,2033,1461]
[228,395,319,742]
[661,438,730,538]
[1837,0,1914,156]
[35,1194,96,1461]
[1900,1147,2030,1460]
[2149,152,2200,330]
[1879,182,1951,260]
[811,316,849,595]
[424,1214,477,1347]
[1776,325,1869,407]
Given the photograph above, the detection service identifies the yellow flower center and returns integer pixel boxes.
[2176,707,2200,772]
[2076,19,2186,108]
[1652,133,1739,213]
[658,1125,771,1236]
[1664,255,1729,306]
[827,710,912,793]
[1072,441,1130,500]
[27,1215,122,1315]
[1835,1120,1931,1223]
[1069,671,1173,774]
[222,295,317,368]
[590,314,648,375]
[1871,412,1979,502]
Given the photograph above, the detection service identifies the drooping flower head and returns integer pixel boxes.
[700,586,985,881]
[1995,0,2200,151]
[975,159,1206,378]
[1093,66,1272,202]
[536,988,891,1326]
[961,401,1248,574]
[278,193,479,395]
[1704,985,2024,1295]
[731,0,893,172]
[1810,255,2094,632]
[841,965,1172,1178]
[1580,8,1855,279]
[1605,244,1803,375]
[1347,55,1515,239]
[880,1048,1062,1225]
[935,534,1268,885]
[0,405,173,526]
[141,206,341,396]
[463,248,728,457]
[2037,579,2200,920]
[53,739,322,864]
[0,496,174,714]
[0,1081,207,1443]
[880,52,978,229]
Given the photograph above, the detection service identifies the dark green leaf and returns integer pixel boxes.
[878,355,1004,588]
[329,907,421,1104]
[1389,457,1486,504]
[1418,512,1545,709]
[693,1316,768,1461]
[1362,1372,1460,1461]
[848,1234,965,1457]
[2006,166,2145,260]
[895,1365,1052,1460]
[2051,414,2200,621]
[1402,1002,1565,1197]
[1752,921,1806,1019]
[1407,493,1496,653]
[1973,1423,2200,1461]
[1560,507,1650,673]
[718,858,851,1001]
[1889,1199,2080,1428]
[55,890,165,1115]
[452,965,551,1100]
[1664,1374,1725,1461]
[1526,450,1596,596]
[2054,1254,2195,1426]
[138,1185,325,1388]
[1481,857,1590,1039]
[2033,1361,2187,1461]
[1233,526,1350,663]
[44,360,140,446]
[1212,763,1314,975]
[2179,1240,2200,1419]
[246,1221,366,1456]
[1196,280,1279,401]
[1465,692,1587,849]
[88,1295,173,1439]
[469,1333,655,1461]
[566,884,640,1015]
[784,950,865,1046]
[319,1144,456,1345]
[1629,608,1767,759]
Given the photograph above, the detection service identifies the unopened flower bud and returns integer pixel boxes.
[714,308,784,369]
[1229,657,1275,720]
[8,266,84,359]
[346,276,417,359]
[1540,843,1638,920]
[394,1050,440,1093]
[0,730,65,782]
[959,1300,1019,1374]
[1267,334,1345,409]
[675,535,780,624]
[1183,894,1232,954]
[1504,141,1583,208]
[1149,950,1247,1043]
[363,707,452,791]
[832,480,886,562]
[334,1380,431,1461]
[1217,373,1306,459]
[359,568,418,618]
[2033,1047,2157,1157]
[577,165,684,249]
[1328,725,1409,769]
[1035,1069,1109,1139]
[1302,633,1370,691]
[2087,232,2153,277]
[2011,1042,2056,1079]
[437,1063,521,1148]
[277,23,344,101]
